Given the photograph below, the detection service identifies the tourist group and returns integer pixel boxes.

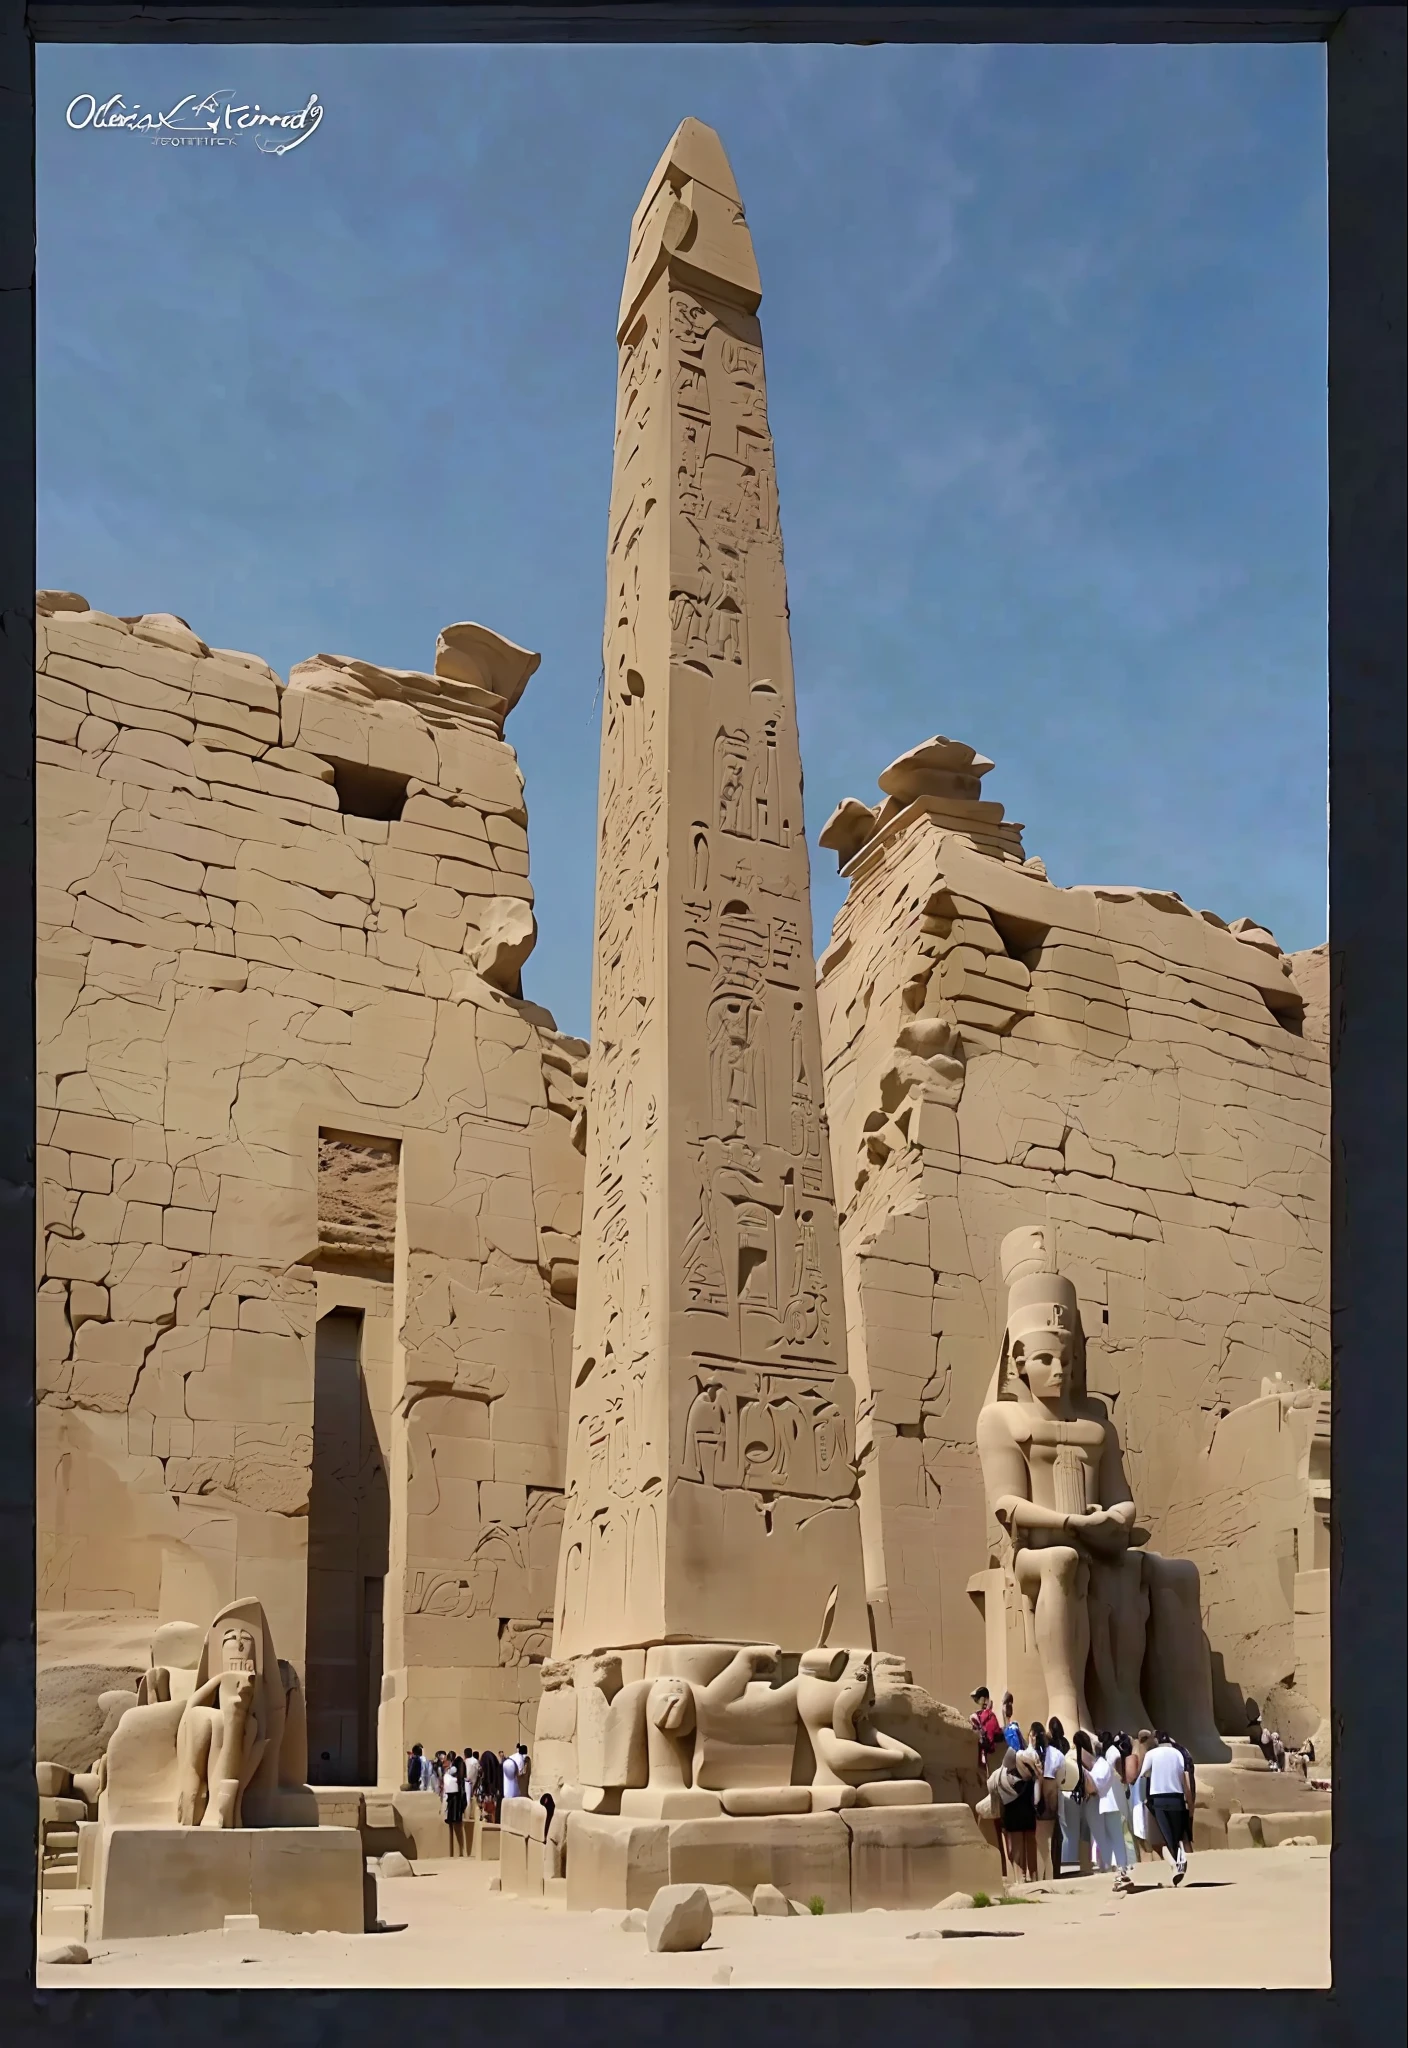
[971,1686,1203,1893]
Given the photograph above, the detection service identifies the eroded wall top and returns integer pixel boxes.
[817,737,1329,1714]
[36,591,585,1732]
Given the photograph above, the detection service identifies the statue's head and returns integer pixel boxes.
[220,1625,258,1674]
[827,1653,876,1738]
[994,1228,1085,1405]
[1011,1322,1073,1400]
[840,1652,874,1709]
[196,1599,274,1697]
[1008,1278,1079,1402]
[648,1675,695,1736]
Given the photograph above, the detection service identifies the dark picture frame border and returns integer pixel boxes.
[2,4,1402,2041]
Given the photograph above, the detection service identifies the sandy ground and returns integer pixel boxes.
[37,1844,1329,1990]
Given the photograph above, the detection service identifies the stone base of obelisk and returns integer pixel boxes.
[89,1825,373,1939]
[552,1803,1000,1913]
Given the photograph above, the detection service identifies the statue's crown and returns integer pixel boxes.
[1000,1224,1057,1288]
[1001,1226,1078,1340]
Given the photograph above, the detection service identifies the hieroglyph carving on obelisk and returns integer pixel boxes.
[554,121,870,1659]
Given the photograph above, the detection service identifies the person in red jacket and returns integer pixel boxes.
[970,1685,1003,1770]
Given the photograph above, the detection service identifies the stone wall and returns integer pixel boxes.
[816,742,1330,1734]
[35,592,586,1781]
[1158,1380,1330,1746]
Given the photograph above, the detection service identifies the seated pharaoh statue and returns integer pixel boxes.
[101,1596,312,1829]
[976,1227,1228,1760]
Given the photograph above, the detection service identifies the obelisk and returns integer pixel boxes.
[554,121,869,1658]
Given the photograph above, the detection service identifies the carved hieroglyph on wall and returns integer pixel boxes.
[554,120,869,1659]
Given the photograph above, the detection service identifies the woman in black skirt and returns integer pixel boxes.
[443,1752,469,1855]
[478,1745,503,1825]
[989,1748,1040,1881]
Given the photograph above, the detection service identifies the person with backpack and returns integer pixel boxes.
[987,1744,1040,1881]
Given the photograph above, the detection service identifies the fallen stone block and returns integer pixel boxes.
[703,1884,755,1916]
[646,1883,713,1954]
[751,1883,791,1917]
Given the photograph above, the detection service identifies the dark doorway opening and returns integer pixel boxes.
[305,1309,389,1785]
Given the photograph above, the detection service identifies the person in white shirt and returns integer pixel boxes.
[1087,1731,1134,1892]
[501,1749,521,1801]
[463,1749,480,1806]
[442,1754,468,1855]
[1138,1731,1194,1884]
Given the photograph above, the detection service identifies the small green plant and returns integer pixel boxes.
[807,1896,826,1916]
[997,1894,1036,1906]
[969,1891,992,1908]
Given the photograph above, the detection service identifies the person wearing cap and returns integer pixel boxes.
[970,1686,1003,1772]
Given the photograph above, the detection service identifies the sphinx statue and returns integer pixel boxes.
[797,1647,926,1805]
[563,1601,928,1817]
[975,1227,1228,1760]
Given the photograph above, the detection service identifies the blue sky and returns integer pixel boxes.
[37,43,1327,1038]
